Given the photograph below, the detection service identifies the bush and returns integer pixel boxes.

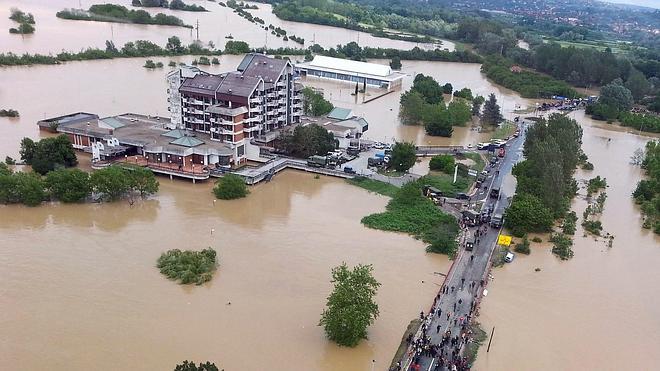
[531,236,542,243]
[582,220,603,235]
[514,235,531,254]
[213,174,248,200]
[562,211,578,235]
[157,248,217,285]
[550,233,574,260]
[587,176,607,196]
[429,154,455,174]
[144,59,156,68]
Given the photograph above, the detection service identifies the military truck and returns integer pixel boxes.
[307,155,327,168]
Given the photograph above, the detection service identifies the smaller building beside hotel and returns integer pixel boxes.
[295,56,405,91]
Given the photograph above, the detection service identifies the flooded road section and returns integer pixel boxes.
[475,110,660,370]
[1,171,449,371]
[0,0,446,54]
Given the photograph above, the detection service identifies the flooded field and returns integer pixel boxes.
[0,0,446,54]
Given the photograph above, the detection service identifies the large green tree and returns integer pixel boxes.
[319,263,381,347]
[625,69,650,102]
[45,168,91,203]
[412,74,443,104]
[599,80,634,112]
[90,166,130,201]
[399,90,427,125]
[279,124,336,158]
[389,142,417,172]
[126,166,159,197]
[424,110,453,137]
[504,193,554,237]
[20,135,78,175]
[301,87,334,116]
[481,93,503,126]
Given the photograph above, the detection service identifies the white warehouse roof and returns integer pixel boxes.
[307,56,393,77]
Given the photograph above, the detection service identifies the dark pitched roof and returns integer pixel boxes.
[216,72,261,98]
[179,74,224,95]
[237,53,289,83]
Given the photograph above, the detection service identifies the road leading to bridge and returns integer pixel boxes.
[394,125,528,371]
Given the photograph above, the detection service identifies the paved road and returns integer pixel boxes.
[395,125,528,371]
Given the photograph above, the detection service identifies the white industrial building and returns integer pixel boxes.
[295,56,405,91]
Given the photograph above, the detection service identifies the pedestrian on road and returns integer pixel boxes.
[461,278,465,287]
[447,312,451,320]
[470,254,474,262]
[453,302,456,311]
[420,311,424,320]
[436,324,441,334]
[451,286,455,293]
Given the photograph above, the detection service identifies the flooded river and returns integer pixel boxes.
[1,30,659,370]
[0,0,448,55]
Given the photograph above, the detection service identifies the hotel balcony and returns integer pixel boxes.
[249,97,262,104]
[276,80,287,88]
[244,124,263,133]
[266,92,277,98]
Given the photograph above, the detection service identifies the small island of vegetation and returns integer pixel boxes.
[157,248,218,285]
[399,74,481,137]
[9,8,35,34]
[132,0,208,12]
[56,4,191,28]
[0,109,20,117]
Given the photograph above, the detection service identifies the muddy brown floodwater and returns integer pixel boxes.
[476,110,660,370]
[1,42,659,370]
[1,170,450,371]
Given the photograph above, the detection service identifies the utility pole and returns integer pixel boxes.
[453,164,458,184]
[196,19,199,42]
[487,326,495,352]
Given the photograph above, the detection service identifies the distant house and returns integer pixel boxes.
[510,65,523,73]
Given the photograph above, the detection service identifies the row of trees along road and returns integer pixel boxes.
[505,114,583,237]
[632,141,660,234]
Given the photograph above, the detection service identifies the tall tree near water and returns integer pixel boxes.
[319,263,380,347]
[481,93,503,126]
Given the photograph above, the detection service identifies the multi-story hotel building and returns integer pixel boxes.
[169,53,303,163]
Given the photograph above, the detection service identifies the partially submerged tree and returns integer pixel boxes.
[319,263,381,347]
